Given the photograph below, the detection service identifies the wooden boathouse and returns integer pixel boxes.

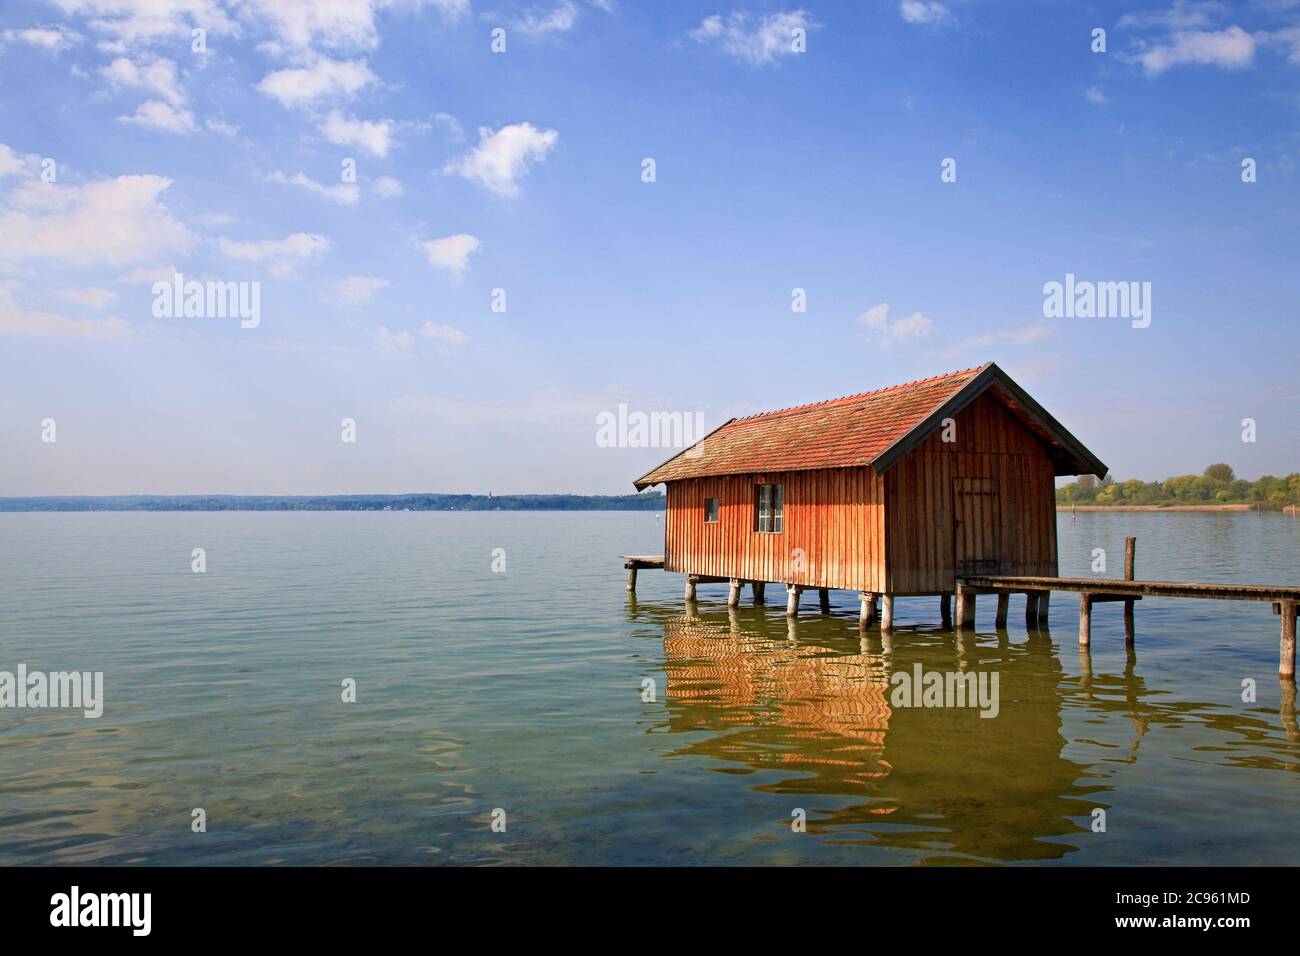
[626,362,1300,677]
[631,363,1105,623]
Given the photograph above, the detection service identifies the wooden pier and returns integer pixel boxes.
[622,536,1300,678]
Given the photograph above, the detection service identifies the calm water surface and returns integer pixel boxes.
[1,511,1298,865]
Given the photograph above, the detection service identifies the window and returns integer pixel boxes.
[704,497,719,523]
[754,483,783,533]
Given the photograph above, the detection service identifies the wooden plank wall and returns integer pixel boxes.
[664,468,885,591]
[884,392,1058,594]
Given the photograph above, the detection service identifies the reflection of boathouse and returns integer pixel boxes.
[660,613,1096,862]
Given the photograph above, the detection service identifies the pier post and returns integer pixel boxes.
[881,595,895,631]
[859,592,877,629]
[1281,599,1297,680]
[786,584,802,617]
[1079,593,1093,647]
[819,588,831,613]
[685,575,697,602]
[752,582,766,606]
[1038,591,1051,624]
[995,593,1009,628]
[956,586,975,628]
[626,566,637,593]
[1025,592,1040,627]
[1123,536,1137,644]
[940,593,952,629]
[727,579,741,608]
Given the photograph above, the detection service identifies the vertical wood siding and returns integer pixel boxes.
[884,392,1058,593]
[664,468,885,591]
[661,392,1059,594]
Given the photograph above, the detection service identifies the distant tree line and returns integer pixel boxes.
[1057,464,1300,508]
[0,492,666,513]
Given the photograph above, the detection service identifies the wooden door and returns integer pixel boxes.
[952,476,1003,576]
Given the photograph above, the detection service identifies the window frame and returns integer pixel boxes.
[704,497,719,523]
[754,483,784,533]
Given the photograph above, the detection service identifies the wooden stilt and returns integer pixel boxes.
[727,579,741,608]
[1281,599,1297,679]
[752,582,766,605]
[1038,591,1050,623]
[940,593,952,629]
[859,591,877,629]
[819,588,831,613]
[995,593,1009,628]
[881,595,895,631]
[1079,593,1093,647]
[786,585,802,618]
[1123,535,1137,645]
[626,566,637,593]
[956,586,975,629]
[1025,592,1040,627]
[685,575,697,601]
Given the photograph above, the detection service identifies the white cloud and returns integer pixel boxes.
[931,323,1053,361]
[55,286,117,308]
[0,174,193,267]
[1118,2,1225,31]
[119,99,198,133]
[376,324,414,351]
[433,111,464,142]
[858,302,933,341]
[2,26,81,51]
[420,321,467,346]
[52,0,237,51]
[443,122,558,197]
[899,1,951,26]
[333,274,389,304]
[0,284,128,337]
[419,233,480,277]
[114,264,178,284]
[0,144,30,177]
[372,176,403,197]
[320,109,395,157]
[205,117,240,137]
[1140,26,1255,75]
[512,1,578,35]
[219,232,329,276]
[240,0,470,53]
[688,9,817,66]
[257,57,376,109]
[1264,26,1300,65]
[269,170,360,205]
[1085,85,1111,105]
[101,55,185,105]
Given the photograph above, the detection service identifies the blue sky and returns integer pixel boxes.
[1,0,1298,495]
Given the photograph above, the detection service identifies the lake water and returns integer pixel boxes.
[1,510,1297,866]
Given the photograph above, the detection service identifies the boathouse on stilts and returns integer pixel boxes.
[630,362,1103,627]
[625,362,1300,677]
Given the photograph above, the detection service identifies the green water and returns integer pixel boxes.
[0,510,1297,865]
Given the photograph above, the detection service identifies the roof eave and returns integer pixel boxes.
[632,417,737,491]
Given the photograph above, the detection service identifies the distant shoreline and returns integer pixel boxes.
[0,493,665,513]
[1058,504,1298,513]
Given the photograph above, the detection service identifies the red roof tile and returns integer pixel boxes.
[635,365,987,487]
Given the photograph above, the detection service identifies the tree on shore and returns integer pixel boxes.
[1057,465,1300,508]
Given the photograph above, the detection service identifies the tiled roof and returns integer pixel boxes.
[634,365,987,488]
